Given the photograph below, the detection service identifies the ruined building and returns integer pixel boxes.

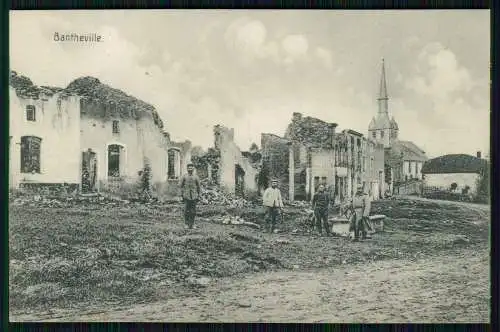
[367,59,427,192]
[214,125,259,197]
[193,125,259,198]
[261,113,385,203]
[334,129,385,202]
[285,113,337,201]
[9,71,191,195]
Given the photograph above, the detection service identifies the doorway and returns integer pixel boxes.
[82,149,97,193]
[235,164,245,197]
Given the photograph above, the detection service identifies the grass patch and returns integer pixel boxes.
[9,198,489,313]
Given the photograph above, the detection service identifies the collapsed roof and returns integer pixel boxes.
[10,70,166,132]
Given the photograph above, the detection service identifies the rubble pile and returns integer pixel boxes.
[9,191,136,208]
[211,215,261,229]
[287,200,310,208]
[285,113,335,148]
[10,71,42,99]
[198,179,255,208]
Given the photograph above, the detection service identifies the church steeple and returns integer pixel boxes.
[377,58,389,115]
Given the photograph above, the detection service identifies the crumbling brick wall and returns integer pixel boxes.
[285,112,337,149]
[192,147,220,182]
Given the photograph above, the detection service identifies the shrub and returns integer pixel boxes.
[474,165,490,204]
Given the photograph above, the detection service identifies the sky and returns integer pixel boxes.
[10,10,490,158]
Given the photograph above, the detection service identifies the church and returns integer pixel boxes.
[368,59,427,194]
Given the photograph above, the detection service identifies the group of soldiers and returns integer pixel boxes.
[179,163,372,242]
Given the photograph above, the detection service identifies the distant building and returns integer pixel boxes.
[421,152,488,195]
[368,59,399,149]
[367,59,427,193]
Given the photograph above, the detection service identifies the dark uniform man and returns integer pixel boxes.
[180,163,201,229]
[312,184,332,236]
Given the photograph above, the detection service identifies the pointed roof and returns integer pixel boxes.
[378,58,388,101]
[368,117,377,130]
[376,114,392,129]
[390,117,399,130]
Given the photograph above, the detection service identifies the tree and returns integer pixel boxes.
[249,143,259,153]
[384,164,392,185]
[257,163,270,193]
[140,162,152,201]
[190,145,205,158]
[475,164,490,203]
[450,182,458,191]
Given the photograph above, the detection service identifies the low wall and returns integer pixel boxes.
[18,182,79,196]
[394,180,423,196]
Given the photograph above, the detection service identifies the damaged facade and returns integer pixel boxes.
[193,125,259,198]
[9,71,191,195]
[336,129,386,201]
[261,112,385,203]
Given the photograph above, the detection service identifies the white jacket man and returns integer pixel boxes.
[262,179,284,233]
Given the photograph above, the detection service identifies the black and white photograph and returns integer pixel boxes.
[8,10,490,322]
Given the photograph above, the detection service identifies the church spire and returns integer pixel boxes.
[377,58,389,115]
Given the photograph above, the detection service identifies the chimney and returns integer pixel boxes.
[477,151,481,159]
[292,112,302,122]
[329,123,338,147]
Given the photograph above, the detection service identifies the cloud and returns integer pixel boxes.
[315,46,333,69]
[402,42,489,156]
[402,35,420,50]
[224,17,280,64]
[224,18,322,69]
[9,12,212,144]
[281,34,309,64]
[10,12,489,157]
[409,42,475,101]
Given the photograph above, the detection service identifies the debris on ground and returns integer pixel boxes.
[187,276,211,288]
[273,238,290,245]
[288,201,310,208]
[214,215,261,229]
[199,179,254,208]
[8,196,489,313]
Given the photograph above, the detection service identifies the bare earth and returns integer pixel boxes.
[12,248,489,323]
[9,197,490,322]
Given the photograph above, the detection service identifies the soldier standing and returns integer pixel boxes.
[349,183,372,241]
[180,163,201,230]
[262,179,284,233]
[312,184,332,236]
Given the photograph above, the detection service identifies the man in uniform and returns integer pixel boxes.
[312,184,332,236]
[349,182,372,241]
[180,163,201,229]
[262,179,284,233]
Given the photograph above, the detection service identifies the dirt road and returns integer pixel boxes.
[397,196,490,218]
[9,196,490,322]
[11,248,489,323]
